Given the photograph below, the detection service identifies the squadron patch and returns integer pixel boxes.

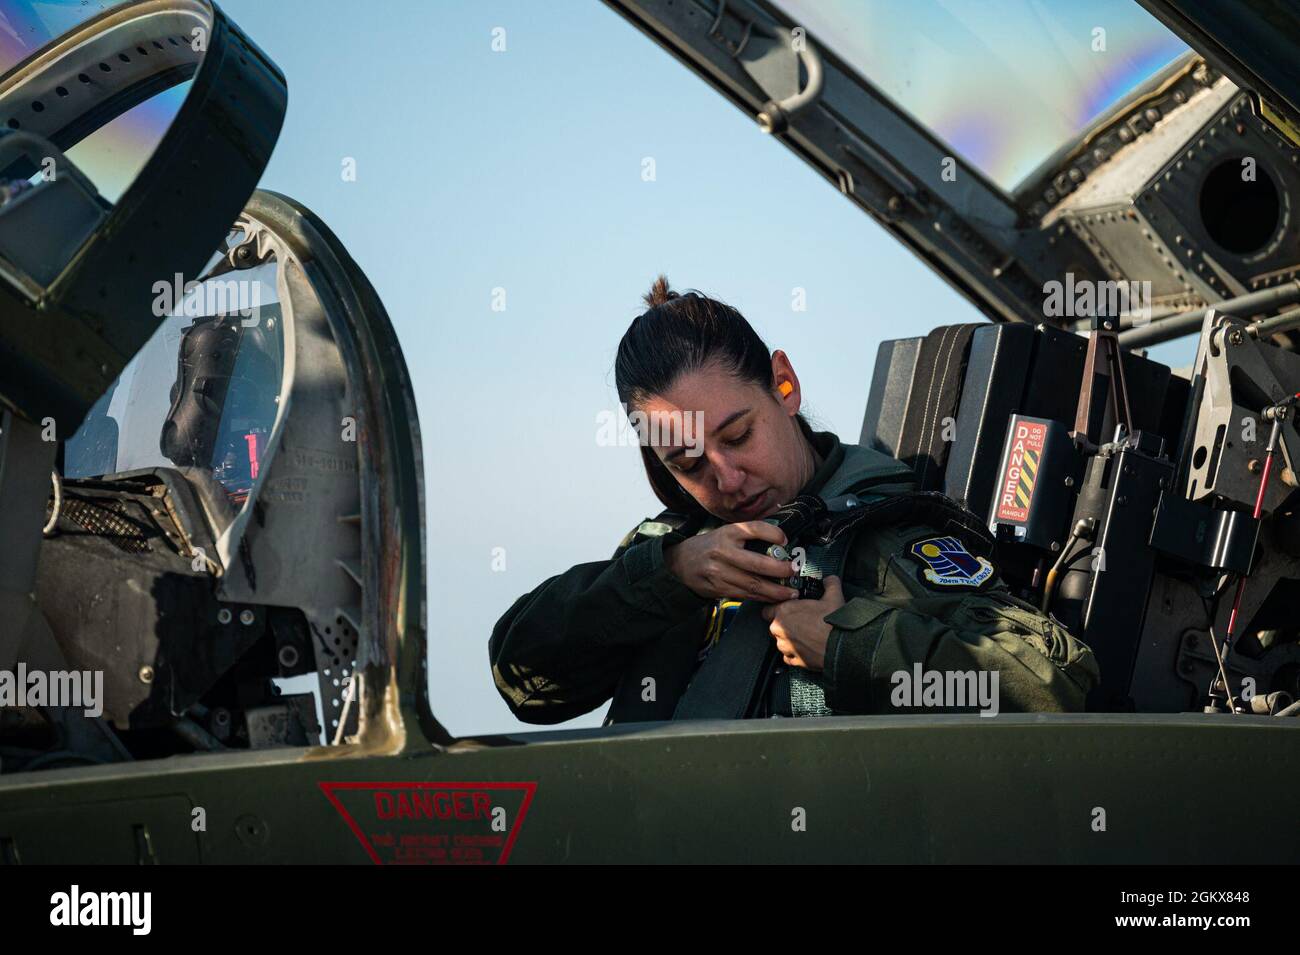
[908,536,995,590]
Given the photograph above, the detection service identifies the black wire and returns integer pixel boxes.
[1058,541,1098,574]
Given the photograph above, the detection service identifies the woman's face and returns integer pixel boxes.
[638,351,815,523]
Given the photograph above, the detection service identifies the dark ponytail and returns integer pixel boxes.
[614,275,816,516]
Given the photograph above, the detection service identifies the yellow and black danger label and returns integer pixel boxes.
[997,420,1047,524]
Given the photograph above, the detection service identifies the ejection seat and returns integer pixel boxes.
[860,322,1186,523]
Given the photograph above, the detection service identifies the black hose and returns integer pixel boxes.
[21,749,107,770]
[172,717,227,751]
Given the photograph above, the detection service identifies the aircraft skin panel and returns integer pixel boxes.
[0,714,1295,863]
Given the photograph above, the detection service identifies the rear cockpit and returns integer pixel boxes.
[0,2,429,776]
[10,208,372,770]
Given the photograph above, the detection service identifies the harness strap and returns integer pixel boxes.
[670,434,991,721]
[673,490,994,720]
[670,601,776,720]
[672,448,908,722]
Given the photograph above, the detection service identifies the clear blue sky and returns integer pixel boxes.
[213,0,1192,737]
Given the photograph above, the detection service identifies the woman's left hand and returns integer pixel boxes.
[760,575,846,671]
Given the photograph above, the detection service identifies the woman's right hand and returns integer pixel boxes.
[663,521,801,603]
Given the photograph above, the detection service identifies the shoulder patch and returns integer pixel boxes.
[907,536,995,590]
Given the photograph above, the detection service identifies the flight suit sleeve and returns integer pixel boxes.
[489,527,713,724]
[818,592,1099,714]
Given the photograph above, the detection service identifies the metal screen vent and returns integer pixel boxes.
[61,496,152,553]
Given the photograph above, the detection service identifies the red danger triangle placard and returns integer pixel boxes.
[319,781,536,864]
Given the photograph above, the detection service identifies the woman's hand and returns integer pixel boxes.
[663,521,801,603]
[760,575,846,671]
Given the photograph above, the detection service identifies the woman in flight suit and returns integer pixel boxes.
[489,277,1098,725]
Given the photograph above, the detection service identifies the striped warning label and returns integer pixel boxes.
[997,420,1047,524]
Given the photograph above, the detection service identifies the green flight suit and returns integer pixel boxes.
[489,429,1098,724]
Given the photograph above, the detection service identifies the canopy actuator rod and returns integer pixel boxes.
[1117,280,1300,348]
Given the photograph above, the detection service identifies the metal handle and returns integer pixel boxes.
[756,30,824,134]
